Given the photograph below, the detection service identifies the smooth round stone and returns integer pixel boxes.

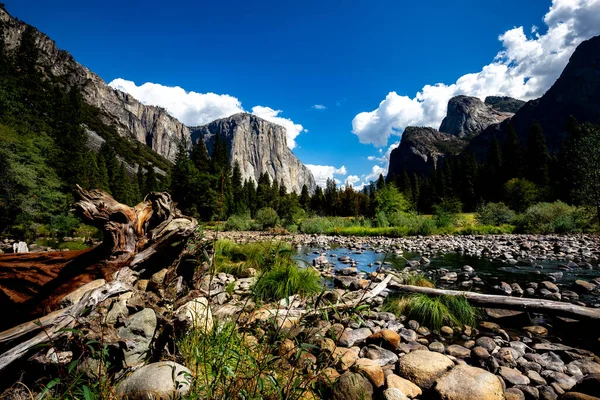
[429,341,445,353]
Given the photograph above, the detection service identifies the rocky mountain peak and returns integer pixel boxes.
[439,95,513,138]
[387,127,467,177]
[190,113,316,194]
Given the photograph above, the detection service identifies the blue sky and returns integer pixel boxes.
[7,0,600,188]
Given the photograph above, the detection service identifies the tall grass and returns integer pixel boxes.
[214,240,292,276]
[252,263,323,302]
[383,294,479,331]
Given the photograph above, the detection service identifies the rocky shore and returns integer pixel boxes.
[2,229,600,399]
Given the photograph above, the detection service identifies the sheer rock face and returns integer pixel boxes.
[439,96,513,139]
[0,8,189,162]
[387,127,467,177]
[190,113,317,194]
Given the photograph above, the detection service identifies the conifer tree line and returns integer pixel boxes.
[387,119,600,217]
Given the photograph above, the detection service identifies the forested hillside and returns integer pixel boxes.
[0,20,168,238]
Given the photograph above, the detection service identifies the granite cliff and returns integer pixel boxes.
[387,127,467,178]
[191,114,316,194]
[438,95,513,138]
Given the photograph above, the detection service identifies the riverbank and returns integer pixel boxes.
[211,231,600,264]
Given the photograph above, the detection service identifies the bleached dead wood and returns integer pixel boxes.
[392,284,600,321]
[0,281,132,372]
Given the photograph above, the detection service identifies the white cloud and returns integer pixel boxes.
[109,78,243,126]
[306,164,347,187]
[250,106,307,149]
[364,165,387,182]
[345,175,361,186]
[108,79,307,149]
[312,104,327,110]
[351,0,600,147]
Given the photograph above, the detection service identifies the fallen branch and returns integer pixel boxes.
[391,284,600,321]
[0,280,132,372]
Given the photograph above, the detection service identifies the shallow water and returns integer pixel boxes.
[296,245,600,303]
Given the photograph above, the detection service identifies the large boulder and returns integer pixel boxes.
[397,350,454,389]
[116,361,191,399]
[117,308,157,367]
[434,364,504,400]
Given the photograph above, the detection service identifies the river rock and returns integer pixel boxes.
[434,364,504,400]
[118,308,157,367]
[570,374,600,397]
[386,374,422,398]
[397,350,454,389]
[116,361,191,399]
[505,388,526,400]
[359,344,399,366]
[383,388,410,400]
[366,329,400,350]
[499,366,530,386]
[559,393,600,400]
[540,281,560,293]
[573,280,597,293]
[354,358,385,387]
[176,297,213,333]
[338,327,372,347]
[332,372,373,400]
[446,344,470,358]
[476,336,498,353]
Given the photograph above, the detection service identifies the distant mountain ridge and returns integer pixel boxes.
[0,6,315,193]
[388,34,600,179]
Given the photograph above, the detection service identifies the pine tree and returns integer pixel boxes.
[231,161,245,214]
[299,184,310,211]
[311,185,325,215]
[95,152,111,193]
[325,178,339,215]
[191,139,211,173]
[525,122,550,186]
[170,141,201,215]
[144,165,159,194]
[376,174,386,190]
[501,123,522,182]
[256,172,272,210]
[480,136,503,202]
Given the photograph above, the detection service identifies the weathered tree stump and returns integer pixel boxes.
[0,186,197,330]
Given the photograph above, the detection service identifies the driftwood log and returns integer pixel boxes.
[391,283,600,321]
[0,186,198,330]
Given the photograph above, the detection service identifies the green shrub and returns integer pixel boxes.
[514,201,589,233]
[504,178,539,212]
[433,198,462,228]
[225,213,252,231]
[255,207,280,229]
[476,202,515,226]
[252,262,322,302]
[374,211,389,228]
